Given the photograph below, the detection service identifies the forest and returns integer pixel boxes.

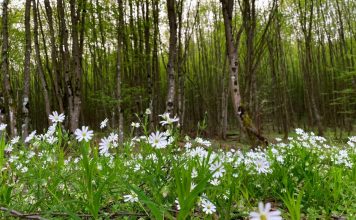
[0,0,355,219]
[0,0,354,140]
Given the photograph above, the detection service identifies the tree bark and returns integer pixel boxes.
[57,0,72,130]
[117,0,124,143]
[1,0,17,136]
[69,0,84,131]
[220,0,268,146]
[144,0,153,128]
[166,0,178,115]
[33,0,51,122]
[44,0,64,113]
[22,0,32,138]
[152,0,160,124]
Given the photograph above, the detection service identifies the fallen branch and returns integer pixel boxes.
[1,206,149,219]
[0,207,47,220]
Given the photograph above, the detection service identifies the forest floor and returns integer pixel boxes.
[1,119,355,219]
[208,127,356,150]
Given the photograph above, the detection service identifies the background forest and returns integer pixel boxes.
[1,1,356,219]
[0,0,355,141]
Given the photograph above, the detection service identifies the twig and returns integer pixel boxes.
[1,207,148,219]
[1,206,206,219]
[0,207,47,220]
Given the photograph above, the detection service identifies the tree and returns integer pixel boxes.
[116,0,124,143]
[1,0,17,136]
[33,0,51,122]
[166,0,178,115]
[220,0,268,145]
[22,0,32,138]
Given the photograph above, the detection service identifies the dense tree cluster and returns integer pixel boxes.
[0,0,355,141]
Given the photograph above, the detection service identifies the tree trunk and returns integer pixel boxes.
[44,0,64,113]
[117,0,124,143]
[22,0,32,138]
[57,0,72,130]
[297,0,323,135]
[33,0,51,122]
[166,0,178,115]
[152,0,160,124]
[69,0,84,132]
[1,0,17,136]
[144,0,153,128]
[220,0,268,146]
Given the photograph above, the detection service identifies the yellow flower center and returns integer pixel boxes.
[260,214,267,220]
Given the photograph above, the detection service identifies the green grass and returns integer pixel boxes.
[0,121,355,219]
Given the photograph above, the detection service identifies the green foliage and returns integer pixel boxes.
[0,121,355,219]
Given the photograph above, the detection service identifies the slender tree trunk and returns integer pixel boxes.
[220,57,229,139]
[45,0,63,113]
[297,0,323,135]
[152,0,160,124]
[22,0,32,138]
[166,0,178,115]
[1,0,17,136]
[57,0,73,130]
[277,27,290,139]
[117,0,124,143]
[221,0,242,123]
[144,0,153,128]
[177,0,184,128]
[69,0,84,131]
[220,0,268,146]
[33,0,51,122]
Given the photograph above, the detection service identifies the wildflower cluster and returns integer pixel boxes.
[0,111,355,219]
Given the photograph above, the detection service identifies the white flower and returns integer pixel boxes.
[201,199,216,215]
[195,137,211,147]
[145,108,152,115]
[25,130,36,143]
[49,111,65,123]
[123,192,138,203]
[185,142,192,149]
[210,161,225,178]
[148,131,168,149]
[131,122,140,128]
[5,145,13,153]
[295,128,304,135]
[99,137,111,157]
[188,146,208,158]
[349,136,356,143]
[47,124,56,136]
[276,155,284,164]
[133,164,141,172]
[100,118,108,129]
[0,123,7,131]
[250,202,282,220]
[210,178,220,186]
[108,132,118,142]
[74,126,94,142]
[254,158,271,174]
[8,155,18,162]
[348,141,355,147]
[21,166,28,173]
[11,136,20,145]
[159,113,179,126]
[175,199,181,210]
[46,136,58,145]
[28,151,35,158]
[191,169,198,178]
